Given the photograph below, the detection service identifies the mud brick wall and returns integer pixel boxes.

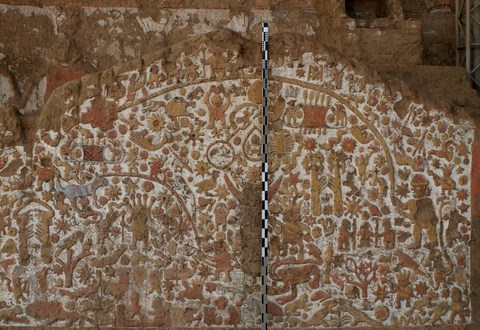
[0,31,263,328]
[401,0,456,65]
[267,34,475,327]
[0,29,478,328]
[0,1,479,329]
[0,0,423,116]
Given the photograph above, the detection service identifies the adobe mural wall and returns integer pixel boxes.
[0,30,477,328]
[0,31,264,327]
[267,36,475,327]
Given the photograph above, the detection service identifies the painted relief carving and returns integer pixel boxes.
[0,35,475,328]
[267,52,474,327]
[0,45,262,328]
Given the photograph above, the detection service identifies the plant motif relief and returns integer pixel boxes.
[267,53,474,327]
[0,47,264,327]
[0,44,474,328]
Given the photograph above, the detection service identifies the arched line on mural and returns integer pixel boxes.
[116,75,261,113]
[228,102,259,130]
[100,173,200,246]
[272,75,396,205]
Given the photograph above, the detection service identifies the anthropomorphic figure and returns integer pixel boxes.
[440,167,456,195]
[214,202,228,231]
[212,240,234,281]
[126,72,147,103]
[430,167,456,195]
[357,222,374,248]
[126,292,142,320]
[333,104,347,127]
[282,204,311,260]
[150,297,171,327]
[450,287,466,323]
[397,174,438,250]
[322,243,334,284]
[204,85,231,128]
[34,155,58,191]
[395,271,413,309]
[381,220,395,250]
[147,64,166,89]
[355,150,374,185]
[204,48,228,78]
[283,100,300,127]
[268,95,285,123]
[446,209,468,246]
[181,58,198,82]
[338,219,352,251]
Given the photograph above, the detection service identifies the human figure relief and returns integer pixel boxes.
[34,154,59,191]
[209,240,235,282]
[381,219,396,250]
[124,194,157,251]
[397,174,439,250]
[332,104,347,127]
[450,287,466,323]
[338,219,353,251]
[147,64,167,89]
[445,209,468,246]
[357,222,374,248]
[395,271,413,309]
[283,100,301,128]
[204,47,228,78]
[283,203,312,260]
[204,85,231,128]
[355,149,374,185]
[126,72,147,104]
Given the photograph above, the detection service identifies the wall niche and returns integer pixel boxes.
[345,0,390,19]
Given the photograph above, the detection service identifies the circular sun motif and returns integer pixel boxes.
[147,115,165,131]
[304,138,317,151]
[341,137,356,153]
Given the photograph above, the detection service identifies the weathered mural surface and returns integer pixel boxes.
[0,43,263,327]
[267,53,474,327]
[0,33,475,328]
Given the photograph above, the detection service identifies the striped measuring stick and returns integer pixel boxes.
[261,22,269,330]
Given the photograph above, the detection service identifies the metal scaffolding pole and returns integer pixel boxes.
[457,0,480,89]
[457,0,461,65]
[467,0,471,74]
[474,0,480,86]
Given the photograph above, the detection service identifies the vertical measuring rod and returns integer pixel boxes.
[261,22,269,330]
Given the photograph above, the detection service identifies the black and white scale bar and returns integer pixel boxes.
[261,22,269,330]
